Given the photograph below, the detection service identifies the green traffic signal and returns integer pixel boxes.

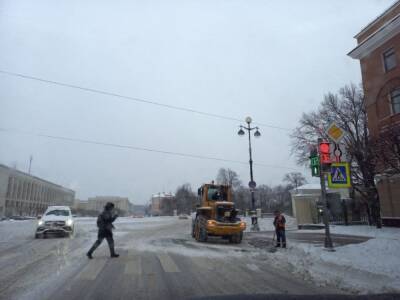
[310,155,320,177]
[311,165,320,177]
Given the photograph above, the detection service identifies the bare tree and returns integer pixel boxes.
[232,186,250,213]
[257,184,273,212]
[216,168,241,189]
[175,183,197,214]
[290,84,381,227]
[283,172,307,190]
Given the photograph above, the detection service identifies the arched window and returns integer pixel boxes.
[390,88,400,114]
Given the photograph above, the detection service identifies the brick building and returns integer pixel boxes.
[349,1,400,226]
[0,164,75,217]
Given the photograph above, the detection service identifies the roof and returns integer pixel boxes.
[45,206,72,210]
[354,0,400,39]
[152,192,174,198]
[295,184,322,190]
[0,163,75,193]
[349,13,400,59]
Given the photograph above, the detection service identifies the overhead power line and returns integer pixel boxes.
[0,69,291,131]
[0,127,300,171]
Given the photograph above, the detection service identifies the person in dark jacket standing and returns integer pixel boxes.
[87,202,119,259]
[273,210,286,248]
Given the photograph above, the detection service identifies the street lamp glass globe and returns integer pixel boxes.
[238,128,245,136]
[245,116,252,124]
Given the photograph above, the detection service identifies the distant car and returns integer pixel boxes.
[178,214,189,220]
[132,214,144,218]
[10,215,31,221]
[35,206,75,238]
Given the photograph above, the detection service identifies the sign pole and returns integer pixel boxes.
[319,170,334,250]
[318,138,334,250]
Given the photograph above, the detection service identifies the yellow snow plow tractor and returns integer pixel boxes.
[191,183,246,243]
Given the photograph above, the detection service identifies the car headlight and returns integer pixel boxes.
[38,220,44,226]
[66,219,73,226]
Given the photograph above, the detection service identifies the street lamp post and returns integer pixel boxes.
[238,116,261,231]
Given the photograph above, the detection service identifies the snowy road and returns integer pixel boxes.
[0,217,396,300]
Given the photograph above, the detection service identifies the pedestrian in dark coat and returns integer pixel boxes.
[87,202,119,259]
[273,210,286,248]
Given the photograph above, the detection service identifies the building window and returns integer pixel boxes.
[383,48,396,72]
[391,88,400,114]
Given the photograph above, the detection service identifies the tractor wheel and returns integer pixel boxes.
[229,232,243,244]
[199,227,208,242]
[194,224,200,241]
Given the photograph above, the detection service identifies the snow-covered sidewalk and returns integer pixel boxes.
[267,224,400,294]
[243,214,297,232]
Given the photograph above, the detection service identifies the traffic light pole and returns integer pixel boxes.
[319,155,334,251]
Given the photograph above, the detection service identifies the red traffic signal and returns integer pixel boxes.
[319,141,331,164]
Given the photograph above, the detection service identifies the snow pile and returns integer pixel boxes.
[299,225,400,239]
[265,226,400,294]
[330,225,400,239]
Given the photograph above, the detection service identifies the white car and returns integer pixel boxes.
[35,206,75,238]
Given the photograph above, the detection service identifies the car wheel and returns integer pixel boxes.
[35,233,40,239]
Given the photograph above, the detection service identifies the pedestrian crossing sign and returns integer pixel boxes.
[328,162,351,188]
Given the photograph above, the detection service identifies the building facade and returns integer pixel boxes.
[87,196,133,216]
[73,199,89,211]
[349,1,400,226]
[291,184,367,226]
[150,192,174,216]
[0,164,75,217]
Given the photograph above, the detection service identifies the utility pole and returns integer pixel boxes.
[28,155,33,174]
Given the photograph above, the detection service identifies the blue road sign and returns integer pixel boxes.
[328,163,351,188]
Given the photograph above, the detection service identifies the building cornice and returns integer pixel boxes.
[354,1,400,39]
[349,14,400,59]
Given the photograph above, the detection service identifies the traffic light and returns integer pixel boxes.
[310,147,320,177]
[311,164,320,177]
[319,141,331,165]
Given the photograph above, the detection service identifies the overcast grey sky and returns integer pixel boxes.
[0,0,395,204]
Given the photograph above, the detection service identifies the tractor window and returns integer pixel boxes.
[207,188,220,200]
[207,187,228,201]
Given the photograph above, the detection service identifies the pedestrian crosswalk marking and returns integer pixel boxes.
[332,167,345,182]
[190,257,215,271]
[246,264,260,272]
[157,254,180,273]
[77,259,107,280]
[124,257,142,275]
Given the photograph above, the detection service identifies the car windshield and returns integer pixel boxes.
[45,210,69,216]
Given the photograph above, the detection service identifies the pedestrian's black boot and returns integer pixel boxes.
[108,240,119,258]
[275,243,281,248]
[282,243,287,248]
[87,252,93,259]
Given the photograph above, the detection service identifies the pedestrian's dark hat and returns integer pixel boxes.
[105,202,115,210]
